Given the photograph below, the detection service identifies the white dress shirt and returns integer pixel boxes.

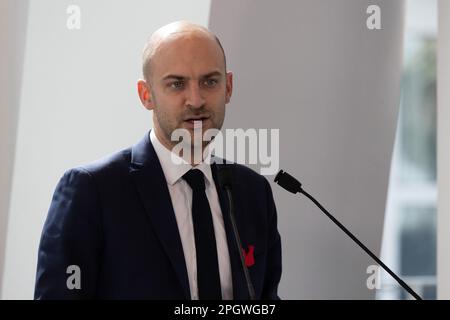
[150,130,233,300]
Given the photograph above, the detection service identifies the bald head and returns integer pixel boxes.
[142,21,226,82]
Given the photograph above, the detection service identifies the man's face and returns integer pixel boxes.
[138,32,232,151]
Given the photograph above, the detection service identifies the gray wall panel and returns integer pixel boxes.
[210,0,404,299]
[0,0,29,297]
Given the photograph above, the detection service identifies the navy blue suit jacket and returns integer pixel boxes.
[34,132,282,299]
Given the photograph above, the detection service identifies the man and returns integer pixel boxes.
[34,21,281,300]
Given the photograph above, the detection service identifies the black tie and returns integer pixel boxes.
[183,169,222,300]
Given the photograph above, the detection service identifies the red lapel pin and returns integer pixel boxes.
[242,245,255,267]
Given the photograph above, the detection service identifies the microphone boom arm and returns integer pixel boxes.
[274,170,422,300]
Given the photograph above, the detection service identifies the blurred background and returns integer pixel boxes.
[1,0,448,299]
[379,0,437,299]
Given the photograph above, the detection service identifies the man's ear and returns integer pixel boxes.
[225,71,233,104]
[137,79,154,110]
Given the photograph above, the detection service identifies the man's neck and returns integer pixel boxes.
[153,128,210,166]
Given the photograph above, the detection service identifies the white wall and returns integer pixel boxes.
[0,0,211,299]
[438,0,450,300]
[0,0,29,298]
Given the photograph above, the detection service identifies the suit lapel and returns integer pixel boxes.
[129,132,191,299]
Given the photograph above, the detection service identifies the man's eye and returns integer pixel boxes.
[170,81,184,89]
[204,79,218,87]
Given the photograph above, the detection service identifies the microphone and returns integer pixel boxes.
[274,169,422,300]
[216,162,256,300]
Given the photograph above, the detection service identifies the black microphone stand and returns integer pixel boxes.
[274,169,422,300]
[217,162,256,300]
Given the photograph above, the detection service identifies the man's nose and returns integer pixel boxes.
[185,83,205,109]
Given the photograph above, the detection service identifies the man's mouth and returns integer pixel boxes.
[183,116,210,128]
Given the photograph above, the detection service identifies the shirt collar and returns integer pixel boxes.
[149,129,214,187]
